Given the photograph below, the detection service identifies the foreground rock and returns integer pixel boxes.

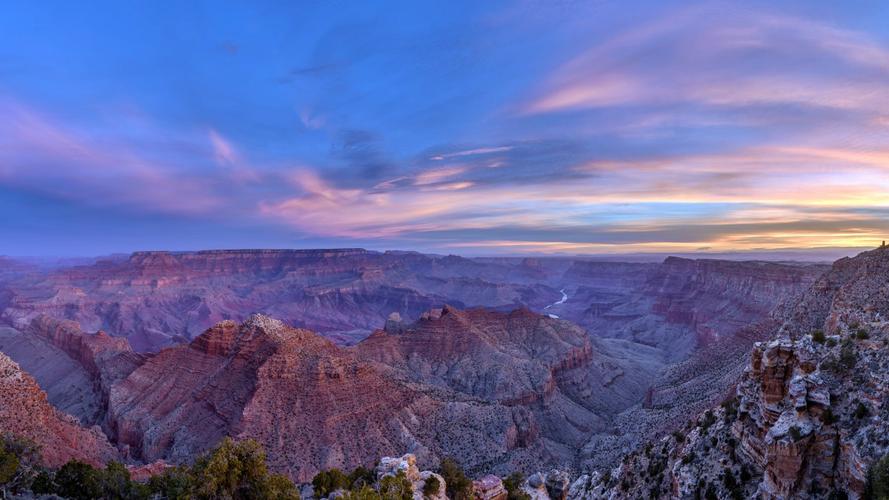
[0,352,118,467]
[375,453,447,500]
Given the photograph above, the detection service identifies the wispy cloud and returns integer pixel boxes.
[0,101,222,215]
[523,5,889,115]
[2,1,888,255]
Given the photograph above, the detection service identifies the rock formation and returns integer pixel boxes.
[100,307,664,481]
[376,453,447,500]
[473,474,508,500]
[571,247,889,499]
[569,257,825,360]
[0,352,118,468]
[358,305,666,474]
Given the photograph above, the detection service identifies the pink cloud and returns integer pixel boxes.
[522,6,889,115]
[0,100,222,215]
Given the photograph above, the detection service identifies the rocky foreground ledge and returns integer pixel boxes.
[305,452,578,500]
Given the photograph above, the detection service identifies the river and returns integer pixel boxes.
[544,288,568,318]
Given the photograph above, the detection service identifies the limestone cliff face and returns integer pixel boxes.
[0,352,118,468]
[563,257,824,361]
[25,315,142,387]
[572,247,889,500]
[1,249,562,351]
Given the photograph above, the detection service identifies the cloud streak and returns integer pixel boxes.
[1,1,888,256]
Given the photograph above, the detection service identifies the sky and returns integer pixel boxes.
[1,1,888,257]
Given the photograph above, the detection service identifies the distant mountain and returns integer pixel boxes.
[0,249,563,351]
[0,249,823,357]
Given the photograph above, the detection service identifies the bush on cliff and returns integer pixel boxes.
[348,465,377,489]
[339,484,383,500]
[503,472,532,500]
[378,470,413,500]
[868,454,889,500]
[189,437,299,499]
[423,475,441,497]
[7,436,298,500]
[0,435,42,496]
[313,467,351,497]
[439,457,473,500]
[0,440,19,486]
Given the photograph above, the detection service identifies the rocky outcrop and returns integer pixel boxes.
[359,306,665,473]
[376,453,447,500]
[474,474,508,500]
[569,247,889,499]
[0,325,103,424]
[106,312,532,480]
[25,315,141,388]
[0,352,118,468]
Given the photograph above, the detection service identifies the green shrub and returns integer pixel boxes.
[55,460,103,500]
[340,484,382,500]
[813,330,826,343]
[788,426,804,442]
[0,435,41,494]
[856,329,869,340]
[190,437,299,500]
[348,465,376,489]
[821,408,837,425]
[0,441,19,486]
[672,430,685,443]
[422,475,441,497]
[439,458,472,500]
[868,454,889,500]
[503,472,531,500]
[100,461,150,499]
[147,466,194,500]
[826,338,838,347]
[313,468,350,497]
[30,470,55,495]
[378,471,412,500]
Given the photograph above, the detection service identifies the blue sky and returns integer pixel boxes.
[1,1,889,256]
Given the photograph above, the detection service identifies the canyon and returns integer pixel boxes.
[0,248,838,493]
[572,246,889,499]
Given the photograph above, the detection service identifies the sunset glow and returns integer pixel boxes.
[1,1,888,256]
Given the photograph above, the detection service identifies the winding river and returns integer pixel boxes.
[544,288,568,318]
